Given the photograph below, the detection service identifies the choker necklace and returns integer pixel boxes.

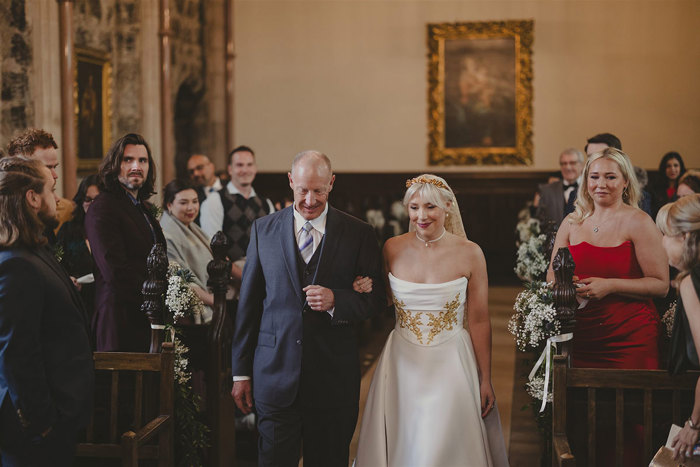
[416,228,447,247]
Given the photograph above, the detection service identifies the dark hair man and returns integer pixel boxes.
[85,133,166,352]
[0,157,93,466]
[585,132,622,155]
[186,153,222,225]
[200,145,274,280]
[6,128,75,235]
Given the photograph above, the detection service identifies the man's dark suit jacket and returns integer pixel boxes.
[231,206,385,409]
[537,180,567,227]
[0,245,94,438]
[85,189,166,352]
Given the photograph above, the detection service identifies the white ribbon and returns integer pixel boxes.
[528,333,573,413]
[150,324,175,342]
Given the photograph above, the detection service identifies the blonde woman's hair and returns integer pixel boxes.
[403,174,467,238]
[656,194,700,279]
[569,147,641,224]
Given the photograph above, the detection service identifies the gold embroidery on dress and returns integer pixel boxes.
[426,293,460,344]
[394,297,424,344]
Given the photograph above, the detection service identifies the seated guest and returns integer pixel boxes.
[678,170,700,198]
[0,157,93,466]
[634,166,653,216]
[56,175,100,322]
[536,147,585,227]
[651,151,687,218]
[160,179,214,323]
[656,195,700,461]
[548,147,669,466]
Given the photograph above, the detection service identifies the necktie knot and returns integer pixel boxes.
[302,221,312,233]
[564,182,578,189]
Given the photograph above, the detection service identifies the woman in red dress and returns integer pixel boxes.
[547,147,669,465]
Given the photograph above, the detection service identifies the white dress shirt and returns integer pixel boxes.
[203,178,223,198]
[199,181,275,239]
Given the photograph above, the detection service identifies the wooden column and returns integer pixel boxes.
[159,0,174,183]
[57,0,77,197]
[224,0,235,152]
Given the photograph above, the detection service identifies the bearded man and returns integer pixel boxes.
[85,133,165,351]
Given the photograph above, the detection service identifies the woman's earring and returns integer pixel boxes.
[446,213,449,217]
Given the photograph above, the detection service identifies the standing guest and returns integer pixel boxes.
[655,195,700,462]
[56,175,100,322]
[5,128,75,234]
[634,166,653,217]
[678,170,700,198]
[652,151,687,218]
[584,132,622,156]
[186,154,222,225]
[0,157,93,466]
[231,150,384,467]
[85,133,165,352]
[548,147,668,466]
[200,145,274,280]
[536,147,585,227]
[160,179,214,323]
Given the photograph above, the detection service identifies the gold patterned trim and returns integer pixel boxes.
[427,293,460,344]
[394,297,424,344]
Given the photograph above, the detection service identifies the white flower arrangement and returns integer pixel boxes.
[514,234,548,283]
[662,300,677,338]
[172,335,191,385]
[508,281,561,351]
[526,373,552,403]
[516,217,541,246]
[166,262,205,323]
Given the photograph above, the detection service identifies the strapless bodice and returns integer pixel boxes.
[388,273,468,347]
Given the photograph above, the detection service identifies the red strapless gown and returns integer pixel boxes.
[568,241,659,370]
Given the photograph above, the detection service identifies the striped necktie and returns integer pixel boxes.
[299,221,314,263]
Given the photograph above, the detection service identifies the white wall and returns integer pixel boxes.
[233,0,700,173]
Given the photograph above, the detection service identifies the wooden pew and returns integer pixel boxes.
[550,247,700,466]
[75,243,174,466]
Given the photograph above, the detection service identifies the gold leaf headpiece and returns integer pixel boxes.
[405,175,448,191]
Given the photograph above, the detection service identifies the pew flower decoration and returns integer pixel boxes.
[662,300,677,338]
[508,281,560,351]
[515,204,541,246]
[514,234,549,284]
[164,262,210,466]
[166,262,204,323]
[526,371,552,403]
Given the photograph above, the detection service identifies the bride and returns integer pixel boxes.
[354,174,508,466]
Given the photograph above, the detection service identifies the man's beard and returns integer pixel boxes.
[38,209,59,231]
[118,175,143,192]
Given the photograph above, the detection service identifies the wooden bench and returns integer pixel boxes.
[550,247,700,466]
[75,244,174,467]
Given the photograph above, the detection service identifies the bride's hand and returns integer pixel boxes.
[480,380,496,418]
[352,276,373,294]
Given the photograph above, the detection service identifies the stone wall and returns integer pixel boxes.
[74,0,143,141]
[0,0,34,146]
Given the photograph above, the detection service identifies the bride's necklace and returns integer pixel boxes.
[416,228,446,247]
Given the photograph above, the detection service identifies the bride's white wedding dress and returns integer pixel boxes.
[355,273,509,467]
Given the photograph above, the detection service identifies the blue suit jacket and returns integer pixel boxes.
[0,245,94,436]
[231,206,385,408]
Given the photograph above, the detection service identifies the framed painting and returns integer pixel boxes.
[427,20,534,166]
[74,47,112,174]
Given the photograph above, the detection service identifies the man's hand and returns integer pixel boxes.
[231,380,254,414]
[303,285,335,311]
[70,276,82,292]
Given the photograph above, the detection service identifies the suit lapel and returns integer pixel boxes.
[279,208,305,304]
[34,246,89,325]
[313,206,342,285]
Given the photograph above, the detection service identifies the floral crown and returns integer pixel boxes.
[405,175,449,191]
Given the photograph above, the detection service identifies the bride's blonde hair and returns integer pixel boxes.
[570,147,641,224]
[403,174,467,238]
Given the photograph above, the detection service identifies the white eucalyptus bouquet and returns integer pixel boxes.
[166,262,205,323]
[508,281,561,351]
[514,234,548,282]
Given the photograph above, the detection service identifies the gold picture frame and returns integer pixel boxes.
[427,20,534,166]
[74,47,112,174]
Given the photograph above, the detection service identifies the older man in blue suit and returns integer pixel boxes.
[0,157,93,466]
[231,150,385,467]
